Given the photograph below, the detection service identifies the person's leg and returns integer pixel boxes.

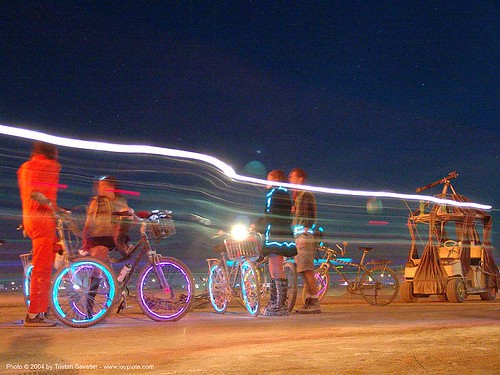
[25,236,57,326]
[274,277,289,316]
[263,254,289,316]
[28,237,55,315]
[304,269,317,296]
[295,235,310,309]
[268,254,284,279]
[295,234,320,313]
[86,245,111,317]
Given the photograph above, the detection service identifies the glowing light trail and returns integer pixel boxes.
[0,124,492,210]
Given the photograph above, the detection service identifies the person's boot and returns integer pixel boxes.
[296,294,311,313]
[262,279,277,316]
[264,278,289,316]
[274,278,289,316]
[297,295,321,314]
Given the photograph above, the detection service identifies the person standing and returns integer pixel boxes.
[289,168,320,314]
[260,170,296,316]
[18,142,61,326]
[83,176,132,264]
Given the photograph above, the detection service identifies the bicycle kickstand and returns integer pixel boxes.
[117,290,133,314]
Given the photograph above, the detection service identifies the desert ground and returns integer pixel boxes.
[0,289,498,375]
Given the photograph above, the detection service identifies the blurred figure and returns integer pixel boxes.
[259,170,296,316]
[289,168,320,314]
[83,176,133,263]
[18,142,61,327]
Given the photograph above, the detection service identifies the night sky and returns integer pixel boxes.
[1,2,498,197]
[0,2,498,274]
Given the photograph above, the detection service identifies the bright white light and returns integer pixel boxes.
[0,124,492,210]
[231,224,249,241]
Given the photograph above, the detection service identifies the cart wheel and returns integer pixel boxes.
[446,277,466,303]
[479,277,497,301]
[400,281,418,303]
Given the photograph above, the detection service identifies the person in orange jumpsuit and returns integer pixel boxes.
[18,142,61,327]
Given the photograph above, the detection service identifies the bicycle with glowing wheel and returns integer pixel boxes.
[20,195,86,309]
[22,192,116,328]
[26,193,195,327]
[106,209,195,324]
[307,242,400,306]
[206,224,262,317]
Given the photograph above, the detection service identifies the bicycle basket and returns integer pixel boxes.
[147,216,176,240]
[20,253,32,272]
[224,236,261,260]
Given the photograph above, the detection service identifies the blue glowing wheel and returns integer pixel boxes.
[208,261,230,314]
[23,263,33,308]
[50,258,116,328]
[240,260,260,317]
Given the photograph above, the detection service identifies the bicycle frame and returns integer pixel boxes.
[319,246,392,292]
[117,219,168,290]
[113,211,194,322]
[206,253,243,301]
[206,238,261,316]
[310,243,399,306]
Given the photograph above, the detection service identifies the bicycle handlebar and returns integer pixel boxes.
[318,242,348,257]
[31,192,52,206]
[30,192,72,216]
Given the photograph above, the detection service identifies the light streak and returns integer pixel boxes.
[0,124,493,210]
[368,221,390,226]
[107,188,141,196]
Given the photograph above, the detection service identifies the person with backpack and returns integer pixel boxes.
[83,176,133,263]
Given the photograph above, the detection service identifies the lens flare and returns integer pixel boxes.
[230,223,248,241]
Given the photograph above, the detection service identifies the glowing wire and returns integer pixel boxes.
[0,124,492,210]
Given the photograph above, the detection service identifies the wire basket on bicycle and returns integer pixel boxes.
[224,233,261,260]
[145,210,176,240]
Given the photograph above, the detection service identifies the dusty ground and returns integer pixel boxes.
[0,290,498,375]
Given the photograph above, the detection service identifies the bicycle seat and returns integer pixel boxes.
[358,247,373,252]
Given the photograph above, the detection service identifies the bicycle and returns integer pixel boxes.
[256,256,298,312]
[307,242,400,306]
[83,209,195,326]
[206,227,261,317]
[27,193,195,327]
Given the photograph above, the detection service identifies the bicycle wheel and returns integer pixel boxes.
[301,266,330,304]
[360,265,399,306]
[50,258,116,328]
[208,260,230,314]
[23,262,33,308]
[284,261,297,312]
[137,256,194,322]
[240,260,260,317]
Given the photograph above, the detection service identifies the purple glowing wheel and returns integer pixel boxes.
[137,257,194,322]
